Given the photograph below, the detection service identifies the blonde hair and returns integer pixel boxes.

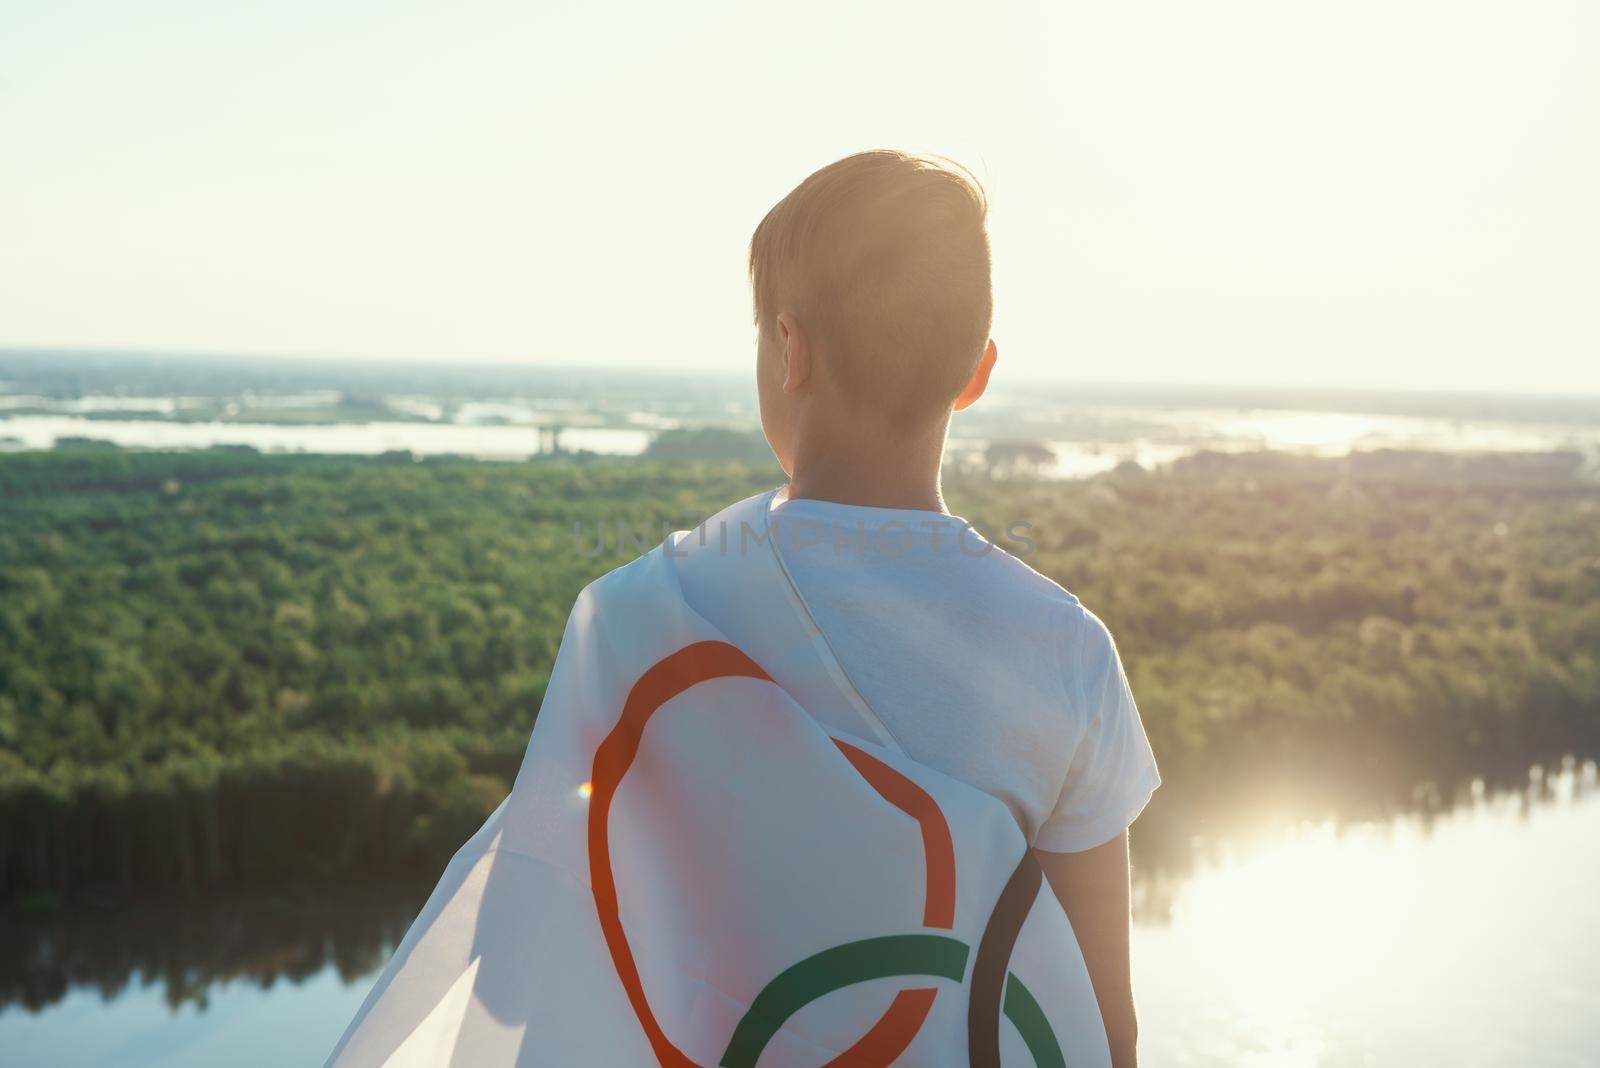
[749,150,993,427]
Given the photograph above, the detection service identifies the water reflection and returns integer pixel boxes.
[0,887,422,1016]
[1,765,1597,1067]
[1136,762,1600,1068]
[1129,754,1598,924]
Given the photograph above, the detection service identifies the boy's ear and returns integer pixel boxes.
[954,339,997,411]
[777,312,811,394]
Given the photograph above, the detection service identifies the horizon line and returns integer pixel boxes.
[2,343,1595,405]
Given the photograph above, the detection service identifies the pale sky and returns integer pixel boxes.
[3,0,1596,393]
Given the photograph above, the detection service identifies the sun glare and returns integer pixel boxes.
[1136,765,1600,1065]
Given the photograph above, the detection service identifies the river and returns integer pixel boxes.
[2,766,1594,1067]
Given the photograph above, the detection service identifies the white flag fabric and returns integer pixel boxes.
[325,490,1111,1068]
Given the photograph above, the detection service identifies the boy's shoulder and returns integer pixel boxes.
[973,533,1085,618]
[975,540,1120,674]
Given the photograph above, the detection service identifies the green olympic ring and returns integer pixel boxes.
[719,933,1067,1068]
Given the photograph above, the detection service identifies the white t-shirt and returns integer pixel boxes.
[769,494,1160,854]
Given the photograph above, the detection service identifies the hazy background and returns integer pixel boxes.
[4,0,1597,392]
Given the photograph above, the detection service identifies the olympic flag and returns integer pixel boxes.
[325,492,1111,1067]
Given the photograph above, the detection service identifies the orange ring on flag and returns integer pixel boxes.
[588,641,957,1067]
[831,739,957,930]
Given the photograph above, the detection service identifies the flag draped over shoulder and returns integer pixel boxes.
[325,491,1111,1068]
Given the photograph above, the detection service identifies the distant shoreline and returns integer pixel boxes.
[5,345,1598,424]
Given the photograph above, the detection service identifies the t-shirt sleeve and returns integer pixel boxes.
[1033,607,1161,854]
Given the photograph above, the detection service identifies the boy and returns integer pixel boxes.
[329,150,1159,1068]
[750,150,1159,1067]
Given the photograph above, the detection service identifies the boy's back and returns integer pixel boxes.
[769,494,1159,855]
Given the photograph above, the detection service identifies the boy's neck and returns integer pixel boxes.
[785,416,950,513]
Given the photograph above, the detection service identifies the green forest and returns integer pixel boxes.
[1,446,1596,898]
